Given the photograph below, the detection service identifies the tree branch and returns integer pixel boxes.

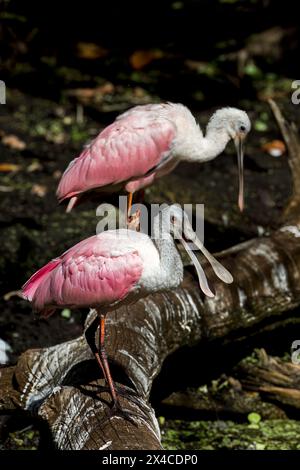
[268,99,300,222]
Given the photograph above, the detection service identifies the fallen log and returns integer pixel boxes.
[161,348,300,420]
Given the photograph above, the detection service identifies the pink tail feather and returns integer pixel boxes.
[22,259,60,301]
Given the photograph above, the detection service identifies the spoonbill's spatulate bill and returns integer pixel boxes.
[22,205,233,417]
[57,103,251,214]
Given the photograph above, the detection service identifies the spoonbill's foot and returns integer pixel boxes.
[113,385,150,416]
[110,399,147,425]
[95,396,146,427]
[90,382,137,402]
[90,382,149,419]
[100,385,148,417]
[127,209,141,231]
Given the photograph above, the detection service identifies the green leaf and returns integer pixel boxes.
[244,63,262,78]
[171,1,184,9]
[256,442,266,450]
[254,120,268,132]
[61,308,71,319]
[158,416,165,426]
[248,412,262,425]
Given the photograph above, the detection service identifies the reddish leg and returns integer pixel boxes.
[94,351,107,383]
[97,313,142,423]
[127,192,145,231]
[85,313,119,404]
[127,192,133,223]
[98,313,119,405]
[86,312,142,423]
[85,315,107,382]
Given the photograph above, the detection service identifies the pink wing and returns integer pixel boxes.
[56,111,176,202]
[22,235,143,316]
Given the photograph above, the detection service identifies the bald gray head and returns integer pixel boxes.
[207,107,251,212]
[207,107,251,140]
[156,204,233,297]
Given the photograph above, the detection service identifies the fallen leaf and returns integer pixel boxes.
[53,170,62,180]
[0,163,21,172]
[66,83,114,103]
[129,49,163,70]
[46,132,66,144]
[133,87,146,98]
[0,185,14,192]
[76,42,108,60]
[2,134,26,150]
[31,184,47,197]
[185,60,218,76]
[99,82,114,94]
[63,116,73,125]
[262,139,286,157]
[27,161,42,172]
[67,88,97,100]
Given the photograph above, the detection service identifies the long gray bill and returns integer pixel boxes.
[180,236,215,298]
[182,217,234,285]
[235,136,244,212]
[192,235,233,284]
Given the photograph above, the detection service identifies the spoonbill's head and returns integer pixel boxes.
[163,205,233,297]
[208,108,251,212]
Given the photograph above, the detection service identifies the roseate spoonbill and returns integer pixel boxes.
[22,205,233,417]
[57,103,251,215]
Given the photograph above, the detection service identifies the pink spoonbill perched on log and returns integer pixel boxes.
[57,103,251,215]
[22,205,233,417]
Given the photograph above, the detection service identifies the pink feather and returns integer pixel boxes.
[22,234,144,317]
[22,259,60,301]
[56,109,176,203]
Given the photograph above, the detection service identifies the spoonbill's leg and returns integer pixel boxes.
[127,192,133,221]
[85,315,107,381]
[98,312,118,405]
[127,209,141,231]
[127,191,144,230]
[87,311,146,424]
[85,314,131,401]
[97,313,140,423]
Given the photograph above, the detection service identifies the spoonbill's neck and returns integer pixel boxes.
[152,215,183,286]
[177,127,231,163]
[201,128,231,161]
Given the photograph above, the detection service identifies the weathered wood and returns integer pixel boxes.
[161,376,286,420]
[162,348,300,420]
[237,349,300,409]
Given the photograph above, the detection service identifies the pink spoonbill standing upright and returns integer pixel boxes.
[22,205,233,417]
[57,103,251,216]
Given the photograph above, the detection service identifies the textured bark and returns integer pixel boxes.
[237,349,300,409]
[1,103,300,450]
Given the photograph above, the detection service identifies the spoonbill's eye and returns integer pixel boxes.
[240,125,246,132]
